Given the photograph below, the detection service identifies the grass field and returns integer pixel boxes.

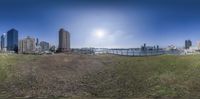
[0,54,200,99]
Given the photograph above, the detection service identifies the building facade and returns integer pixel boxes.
[36,38,39,46]
[50,45,56,52]
[40,41,50,52]
[197,41,200,50]
[185,40,192,49]
[7,28,18,52]
[18,36,36,53]
[58,28,70,52]
[1,33,6,51]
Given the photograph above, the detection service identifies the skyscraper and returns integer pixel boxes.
[58,28,70,52]
[1,33,6,51]
[7,28,18,52]
[185,40,192,49]
[18,36,36,53]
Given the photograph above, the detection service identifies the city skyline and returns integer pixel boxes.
[1,0,200,48]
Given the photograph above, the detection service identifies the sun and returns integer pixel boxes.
[95,29,105,38]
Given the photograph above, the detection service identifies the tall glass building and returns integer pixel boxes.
[7,28,18,52]
[1,33,6,50]
[185,40,192,49]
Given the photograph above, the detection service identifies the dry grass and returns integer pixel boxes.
[0,54,200,99]
[3,54,104,98]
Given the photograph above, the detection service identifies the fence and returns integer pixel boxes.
[95,49,165,56]
[72,48,183,56]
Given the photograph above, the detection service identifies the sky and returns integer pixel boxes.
[1,0,200,48]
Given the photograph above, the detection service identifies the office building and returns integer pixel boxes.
[7,28,18,52]
[36,38,39,46]
[58,28,70,52]
[141,43,157,51]
[1,33,6,51]
[40,41,50,52]
[185,40,192,49]
[18,36,36,53]
[198,41,200,50]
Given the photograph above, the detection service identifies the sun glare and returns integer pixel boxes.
[95,29,105,38]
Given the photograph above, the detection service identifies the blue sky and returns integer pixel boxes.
[0,0,200,48]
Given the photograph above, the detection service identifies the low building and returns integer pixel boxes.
[141,43,159,51]
[49,45,56,52]
[40,41,50,52]
[166,45,177,51]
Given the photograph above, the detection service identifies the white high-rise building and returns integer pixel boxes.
[18,36,36,53]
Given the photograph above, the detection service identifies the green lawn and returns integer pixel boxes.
[0,54,200,99]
